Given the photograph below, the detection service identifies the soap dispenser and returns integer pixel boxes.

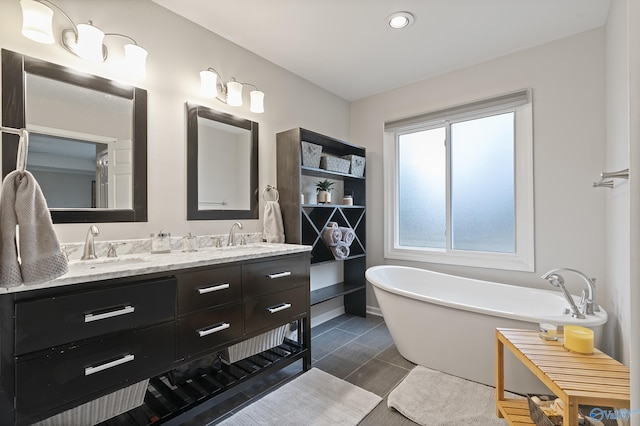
[151,230,171,253]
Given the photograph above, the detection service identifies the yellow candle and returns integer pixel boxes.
[563,325,594,354]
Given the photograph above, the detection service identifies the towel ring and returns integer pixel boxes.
[263,185,279,202]
[1,126,29,174]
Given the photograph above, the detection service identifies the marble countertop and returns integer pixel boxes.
[2,243,311,294]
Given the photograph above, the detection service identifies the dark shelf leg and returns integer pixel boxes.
[302,317,312,371]
[344,288,366,317]
[343,257,366,317]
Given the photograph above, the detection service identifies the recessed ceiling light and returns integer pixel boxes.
[387,11,415,29]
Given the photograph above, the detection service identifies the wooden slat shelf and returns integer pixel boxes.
[495,328,630,426]
[498,399,535,426]
[310,282,366,306]
[301,165,365,180]
[96,340,307,425]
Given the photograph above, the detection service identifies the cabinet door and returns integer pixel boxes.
[15,277,176,355]
[244,287,307,335]
[177,303,243,359]
[242,255,308,298]
[16,322,174,419]
[177,265,241,314]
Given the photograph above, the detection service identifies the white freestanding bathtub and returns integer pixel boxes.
[365,265,608,394]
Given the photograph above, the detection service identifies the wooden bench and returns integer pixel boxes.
[495,328,630,426]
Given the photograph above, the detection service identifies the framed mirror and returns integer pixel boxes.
[1,49,147,223]
[186,103,258,220]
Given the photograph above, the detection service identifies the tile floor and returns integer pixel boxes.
[187,313,420,425]
[309,313,419,425]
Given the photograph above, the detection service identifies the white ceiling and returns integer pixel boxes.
[151,0,611,102]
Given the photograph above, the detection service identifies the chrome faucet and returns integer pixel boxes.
[541,271,585,319]
[542,268,599,315]
[227,222,243,246]
[81,225,100,260]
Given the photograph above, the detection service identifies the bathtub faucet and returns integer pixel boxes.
[542,268,599,315]
[540,270,586,319]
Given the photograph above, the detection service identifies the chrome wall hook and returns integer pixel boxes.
[593,168,628,189]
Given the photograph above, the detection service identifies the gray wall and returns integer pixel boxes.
[351,28,609,348]
[0,0,351,242]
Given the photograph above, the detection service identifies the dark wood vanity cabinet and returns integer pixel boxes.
[176,265,242,314]
[17,323,175,417]
[176,264,244,360]
[15,277,176,355]
[0,251,311,426]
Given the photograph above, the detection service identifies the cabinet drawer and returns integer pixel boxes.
[244,287,307,335]
[15,277,176,355]
[16,322,174,417]
[242,255,308,298]
[177,303,243,359]
[177,265,241,314]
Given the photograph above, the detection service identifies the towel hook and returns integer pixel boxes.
[263,185,279,202]
[1,126,29,174]
[592,168,629,189]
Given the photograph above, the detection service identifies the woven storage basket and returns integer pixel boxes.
[301,141,322,168]
[343,154,365,177]
[320,155,351,174]
[221,325,288,364]
[526,394,562,426]
[33,379,149,426]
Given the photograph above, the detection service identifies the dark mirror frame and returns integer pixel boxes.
[1,49,147,223]
[186,102,258,220]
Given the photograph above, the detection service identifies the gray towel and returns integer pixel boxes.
[339,226,356,246]
[330,241,350,260]
[0,170,68,287]
[322,225,342,247]
[263,200,285,243]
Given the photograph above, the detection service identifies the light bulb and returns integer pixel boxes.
[200,70,218,98]
[226,81,243,106]
[20,0,54,44]
[249,90,264,113]
[75,23,105,62]
[124,44,147,79]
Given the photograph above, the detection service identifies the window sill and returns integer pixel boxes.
[384,246,534,272]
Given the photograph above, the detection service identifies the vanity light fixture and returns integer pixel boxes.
[106,33,148,79]
[19,0,147,77]
[200,67,265,113]
[61,21,105,62]
[387,11,415,29]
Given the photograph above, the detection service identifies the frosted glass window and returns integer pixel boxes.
[383,91,534,271]
[398,127,446,248]
[451,113,515,252]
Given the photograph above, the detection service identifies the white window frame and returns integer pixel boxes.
[383,90,535,271]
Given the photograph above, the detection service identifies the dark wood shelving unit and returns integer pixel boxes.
[277,128,367,317]
[310,281,365,305]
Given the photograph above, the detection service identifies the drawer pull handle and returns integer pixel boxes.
[198,283,230,294]
[267,303,292,314]
[267,271,291,279]
[198,322,230,338]
[85,354,134,376]
[84,305,135,323]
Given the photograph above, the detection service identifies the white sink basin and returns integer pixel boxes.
[69,256,149,270]
[200,243,274,252]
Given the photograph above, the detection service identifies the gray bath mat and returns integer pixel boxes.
[219,368,382,425]
[388,365,516,426]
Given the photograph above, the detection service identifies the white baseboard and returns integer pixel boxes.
[310,306,345,328]
[366,306,383,317]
